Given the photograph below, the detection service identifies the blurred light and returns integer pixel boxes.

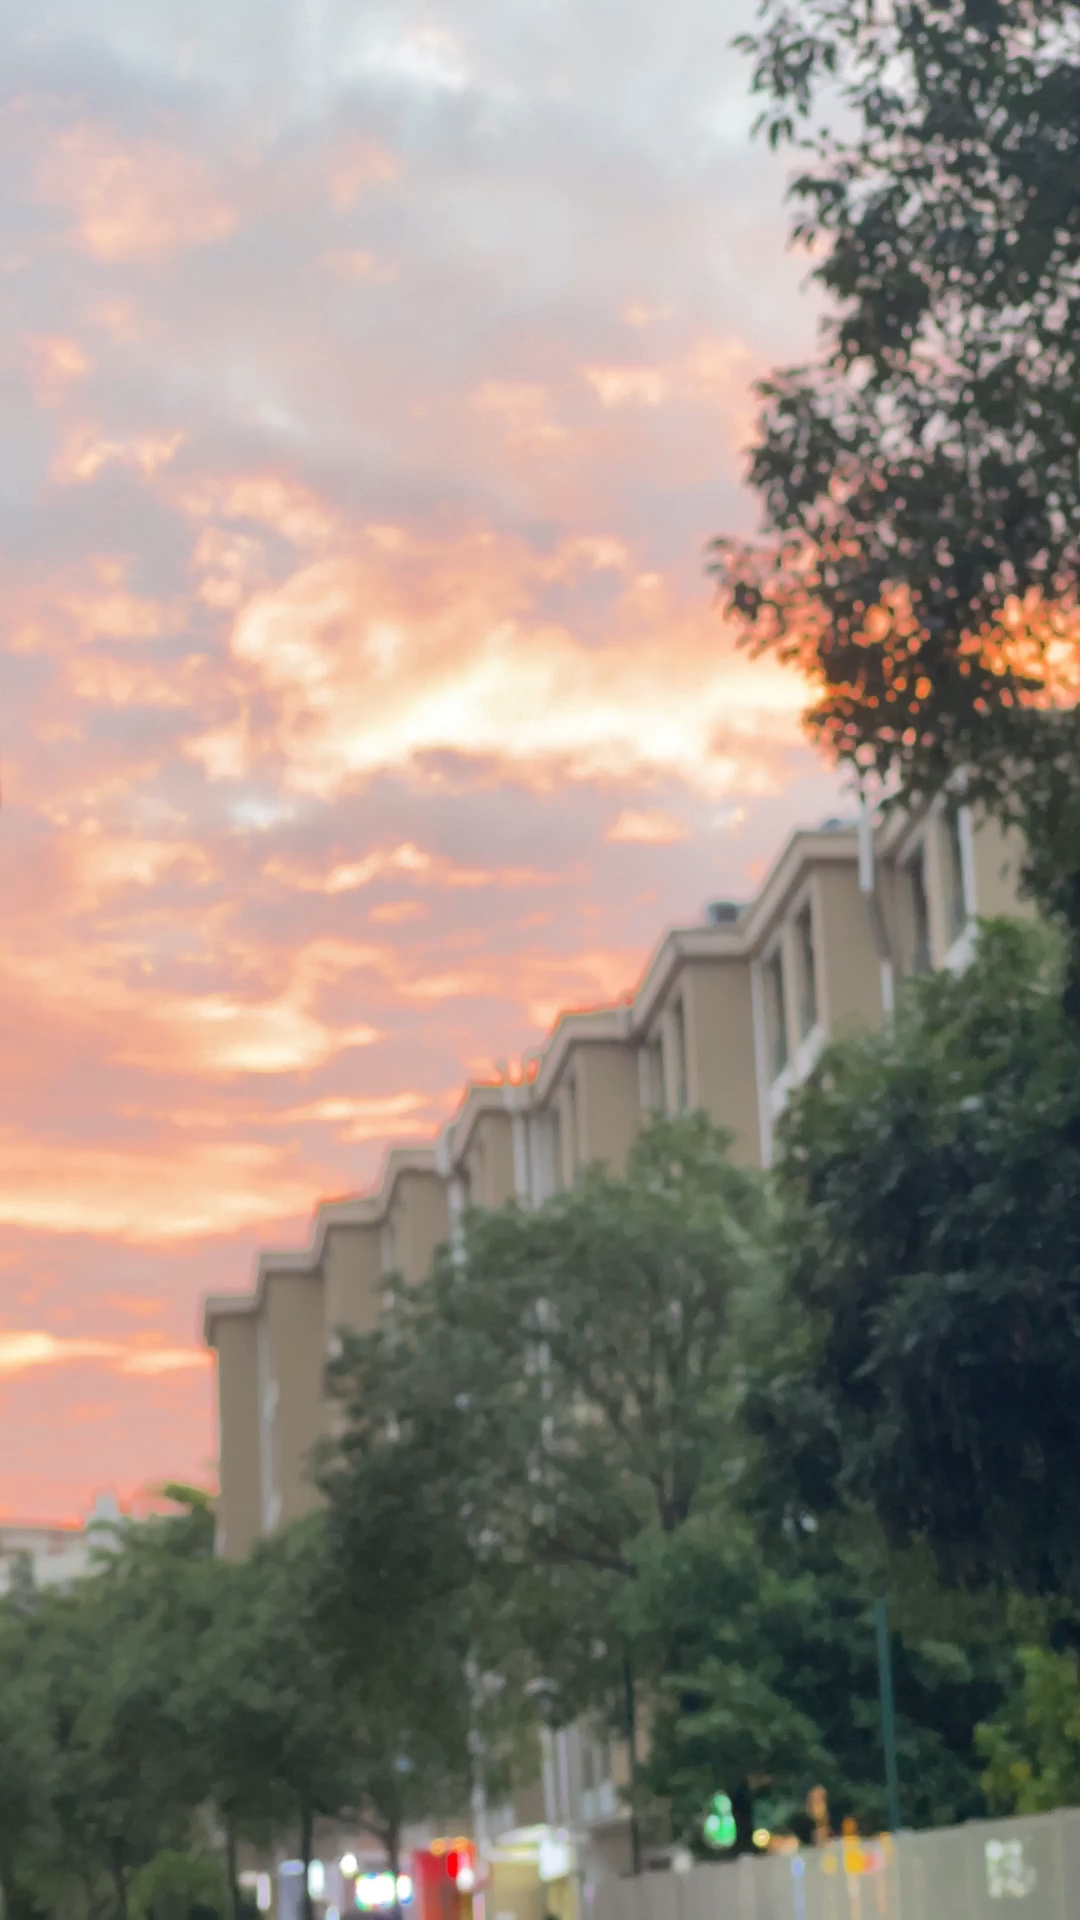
[341,1856,359,1878]
[753,1829,771,1850]
[703,1793,736,1851]
[257,1876,272,1913]
[456,1867,476,1893]
[309,1863,326,1899]
[355,1872,411,1911]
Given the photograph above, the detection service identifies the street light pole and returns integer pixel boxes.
[874,1598,902,1834]
[622,1656,642,1877]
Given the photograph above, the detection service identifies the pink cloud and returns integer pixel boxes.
[35,123,235,261]
[0,1133,324,1243]
[0,0,838,1519]
[0,1331,206,1378]
[27,335,90,408]
[608,808,689,846]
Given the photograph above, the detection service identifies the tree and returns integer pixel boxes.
[713,0,1080,981]
[129,1849,229,1920]
[44,1489,218,1918]
[325,1114,1011,1845]
[323,1117,776,1856]
[761,917,1080,1602]
[0,1589,60,1920]
[977,1602,1080,1815]
[622,1504,1011,1844]
[326,1114,774,1692]
[204,1521,361,1920]
[318,1357,535,1895]
[179,1552,298,1917]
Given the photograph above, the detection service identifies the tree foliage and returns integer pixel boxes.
[763,918,1080,1601]
[0,1487,458,1920]
[713,0,1080,960]
[976,1601,1080,1815]
[323,1116,775,1735]
[323,1114,1008,1846]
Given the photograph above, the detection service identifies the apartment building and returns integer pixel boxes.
[631,901,758,1154]
[202,790,1028,1900]
[204,1149,446,1560]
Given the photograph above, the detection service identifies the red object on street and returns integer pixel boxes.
[411,1843,476,1920]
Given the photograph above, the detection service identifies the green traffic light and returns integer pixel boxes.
[703,1792,737,1850]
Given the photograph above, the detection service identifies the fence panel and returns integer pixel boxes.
[596,1809,1080,1920]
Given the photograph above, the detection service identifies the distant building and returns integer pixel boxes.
[0,1492,123,1596]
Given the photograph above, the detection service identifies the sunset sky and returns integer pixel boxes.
[0,0,842,1519]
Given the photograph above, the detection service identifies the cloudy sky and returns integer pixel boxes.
[0,0,841,1519]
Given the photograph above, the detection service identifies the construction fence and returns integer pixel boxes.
[591,1811,1080,1920]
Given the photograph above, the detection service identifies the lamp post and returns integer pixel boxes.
[874,1599,902,1834]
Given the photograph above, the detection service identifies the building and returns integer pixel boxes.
[201,790,1029,1899]
[0,1492,123,1595]
[204,1149,446,1561]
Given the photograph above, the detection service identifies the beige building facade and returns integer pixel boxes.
[204,1149,446,1561]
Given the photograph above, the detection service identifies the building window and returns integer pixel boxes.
[549,1106,563,1193]
[564,1078,579,1179]
[638,1039,664,1112]
[794,902,818,1039]
[670,998,689,1112]
[763,948,789,1081]
[943,803,969,946]
[908,845,932,973]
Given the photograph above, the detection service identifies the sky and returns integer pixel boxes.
[0,0,842,1520]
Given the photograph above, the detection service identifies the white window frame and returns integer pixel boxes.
[752,883,827,1160]
[940,796,978,974]
[792,892,820,1042]
[760,939,790,1086]
[902,831,934,975]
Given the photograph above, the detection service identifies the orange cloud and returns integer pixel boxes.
[265,843,566,897]
[179,473,341,551]
[584,336,758,427]
[28,335,89,408]
[470,382,568,447]
[0,1133,319,1243]
[71,826,218,900]
[585,365,670,408]
[0,1333,114,1376]
[283,1092,440,1143]
[0,1332,207,1377]
[328,139,399,209]
[52,427,184,486]
[36,124,235,261]
[0,928,383,1081]
[370,900,428,925]
[608,808,689,845]
[180,523,806,801]
[623,303,673,328]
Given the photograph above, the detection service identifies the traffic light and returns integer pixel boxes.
[703,1792,737,1850]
